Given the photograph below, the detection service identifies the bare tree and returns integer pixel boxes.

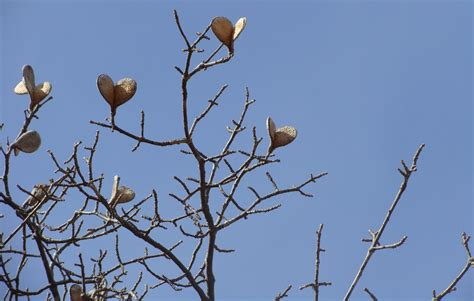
[1,10,472,301]
[0,11,325,301]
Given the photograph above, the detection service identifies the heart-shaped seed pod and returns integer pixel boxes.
[266,117,297,153]
[97,74,137,116]
[14,65,52,110]
[11,130,41,156]
[25,184,49,207]
[211,17,234,51]
[233,17,247,40]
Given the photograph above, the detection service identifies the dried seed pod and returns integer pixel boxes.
[115,186,136,204]
[22,65,36,96]
[211,17,234,51]
[11,130,41,156]
[233,17,247,40]
[211,16,247,53]
[14,65,52,109]
[266,117,297,153]
[114,78,137,107]
[273,126,297,149]
[14,81,28,94]
[97,74,137,117]
[97,74,114,106]
[25,184,49,207]
[109,176,135,208]
[267,117,276,141]
[33,82,52,104]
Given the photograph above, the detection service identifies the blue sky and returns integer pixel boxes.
[0,0,472,300]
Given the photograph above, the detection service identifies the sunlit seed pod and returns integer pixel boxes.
[11,130,41,156]
[114,78,137,107]
[233,17,247,40]
[211,16,234,50]
[97,74,115,106]
[32,81,52,105]
[14,65,52,109]
[266,117,297,152]
[273,126,297,149]
[14,80,28,95]
[116,186,136,204]
[25,184,49,207]
[22,65,36,96]
[266,117,276,141]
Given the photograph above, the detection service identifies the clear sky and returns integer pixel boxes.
[1,0,472,300]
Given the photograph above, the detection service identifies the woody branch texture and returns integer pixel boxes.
[1,10,471,301]
[0,11,325,301]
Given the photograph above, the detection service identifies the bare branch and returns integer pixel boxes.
[364,287,378,301]
[432,232,473,301]
[300,224,331,301]
[274,284,292,301]
[344,144,425,301]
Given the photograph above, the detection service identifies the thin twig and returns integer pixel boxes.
[344,144,425,300]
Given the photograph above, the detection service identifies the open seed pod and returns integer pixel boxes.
[14,65,52,110]
[266,117,297,153]
[25,184,49,207]
[97,74,137,117]
[109,175,135,208]
[211,16,247,53]
[11,130,41,156]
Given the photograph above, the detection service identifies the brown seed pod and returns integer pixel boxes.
[266,117,297,153]
[211,17,234,51]
[267,117,276,141]
[97,74,137,116]
[114,78,137,107]
[109,176,136,208]
[97,74,115,106]
[11,130,41,156]
[22,65,36,96]
[33,82,52,104]
[115,186,136,204]
[273,126,297,149]
[14,65,52,109]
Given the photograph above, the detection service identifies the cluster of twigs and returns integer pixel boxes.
[1,10,471,301]
[0,10,326,301]
[275,144,472,301]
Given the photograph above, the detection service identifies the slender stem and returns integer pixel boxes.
[344,144,425,300]
[314,224,324,301]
